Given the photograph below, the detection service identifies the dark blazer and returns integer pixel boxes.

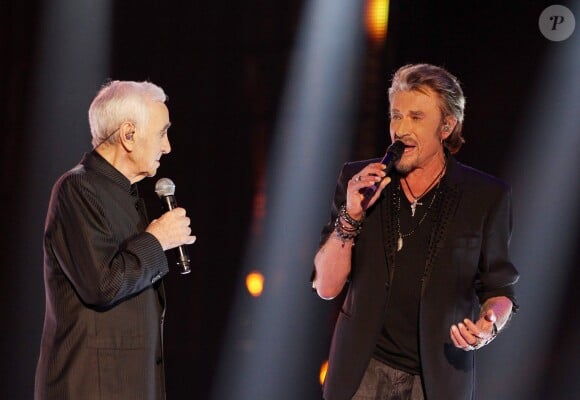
[317,155,519,400]
[35,151,170,400]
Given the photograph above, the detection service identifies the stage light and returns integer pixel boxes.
[319,359,329,386]
[246,271,265,297]
[478,7,580,398]
[15,1,112,398]
[209,1,366,399]
[365,0,389,44]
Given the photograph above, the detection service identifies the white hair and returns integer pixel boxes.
[89,80,167,148]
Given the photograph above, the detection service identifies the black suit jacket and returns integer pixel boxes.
[35,151,170,400]
[317,155,519,400]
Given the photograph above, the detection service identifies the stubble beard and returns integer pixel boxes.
[395,158,415,176]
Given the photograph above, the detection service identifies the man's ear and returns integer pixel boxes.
[441,116,457,140]
[119,122,136,150]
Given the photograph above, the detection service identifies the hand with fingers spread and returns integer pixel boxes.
[450,309,498,351]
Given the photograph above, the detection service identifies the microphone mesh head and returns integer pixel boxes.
[389,140,405,157]
[155,177,175,197]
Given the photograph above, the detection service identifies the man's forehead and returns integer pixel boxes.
[390,89,439,111]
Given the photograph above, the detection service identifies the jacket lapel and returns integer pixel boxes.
[381,178,401,286]
[421,157,463,295]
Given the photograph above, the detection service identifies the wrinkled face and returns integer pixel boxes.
[389,88,449,174]
[130,100,171,182]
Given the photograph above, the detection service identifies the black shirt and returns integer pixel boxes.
[374,183,439,374]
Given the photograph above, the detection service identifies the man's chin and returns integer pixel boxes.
[148,166,160,177]
[396,162,412,175]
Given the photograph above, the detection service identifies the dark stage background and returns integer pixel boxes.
[1,1,579,399]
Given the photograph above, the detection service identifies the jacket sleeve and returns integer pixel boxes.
[475,183,520,311]
[46,173,169,309]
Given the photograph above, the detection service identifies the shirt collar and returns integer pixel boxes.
[80,150,135,196]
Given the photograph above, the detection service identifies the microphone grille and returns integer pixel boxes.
[388,140,405,157]
[155,177,175,197]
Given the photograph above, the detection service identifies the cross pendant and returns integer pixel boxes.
[410,199,422,217]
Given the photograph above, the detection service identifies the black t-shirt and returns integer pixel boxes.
[373,184,438,375]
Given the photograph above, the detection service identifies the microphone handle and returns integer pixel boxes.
[359,140,404,209]
[161,195,191,275]
[360,152,399,199]
[175,246,191,275]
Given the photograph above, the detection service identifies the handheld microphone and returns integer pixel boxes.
[361,140,405,200]
[154,177,191,275]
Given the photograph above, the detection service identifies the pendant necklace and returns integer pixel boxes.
[403,162,446,217]
[396,179,441,252]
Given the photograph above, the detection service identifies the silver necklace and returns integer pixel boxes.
[396,180,440,252]
[403,163,446,217]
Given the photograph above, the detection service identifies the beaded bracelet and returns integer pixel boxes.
[333,205,365,246]
[338,204,365,228]
[333,223,358,244]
